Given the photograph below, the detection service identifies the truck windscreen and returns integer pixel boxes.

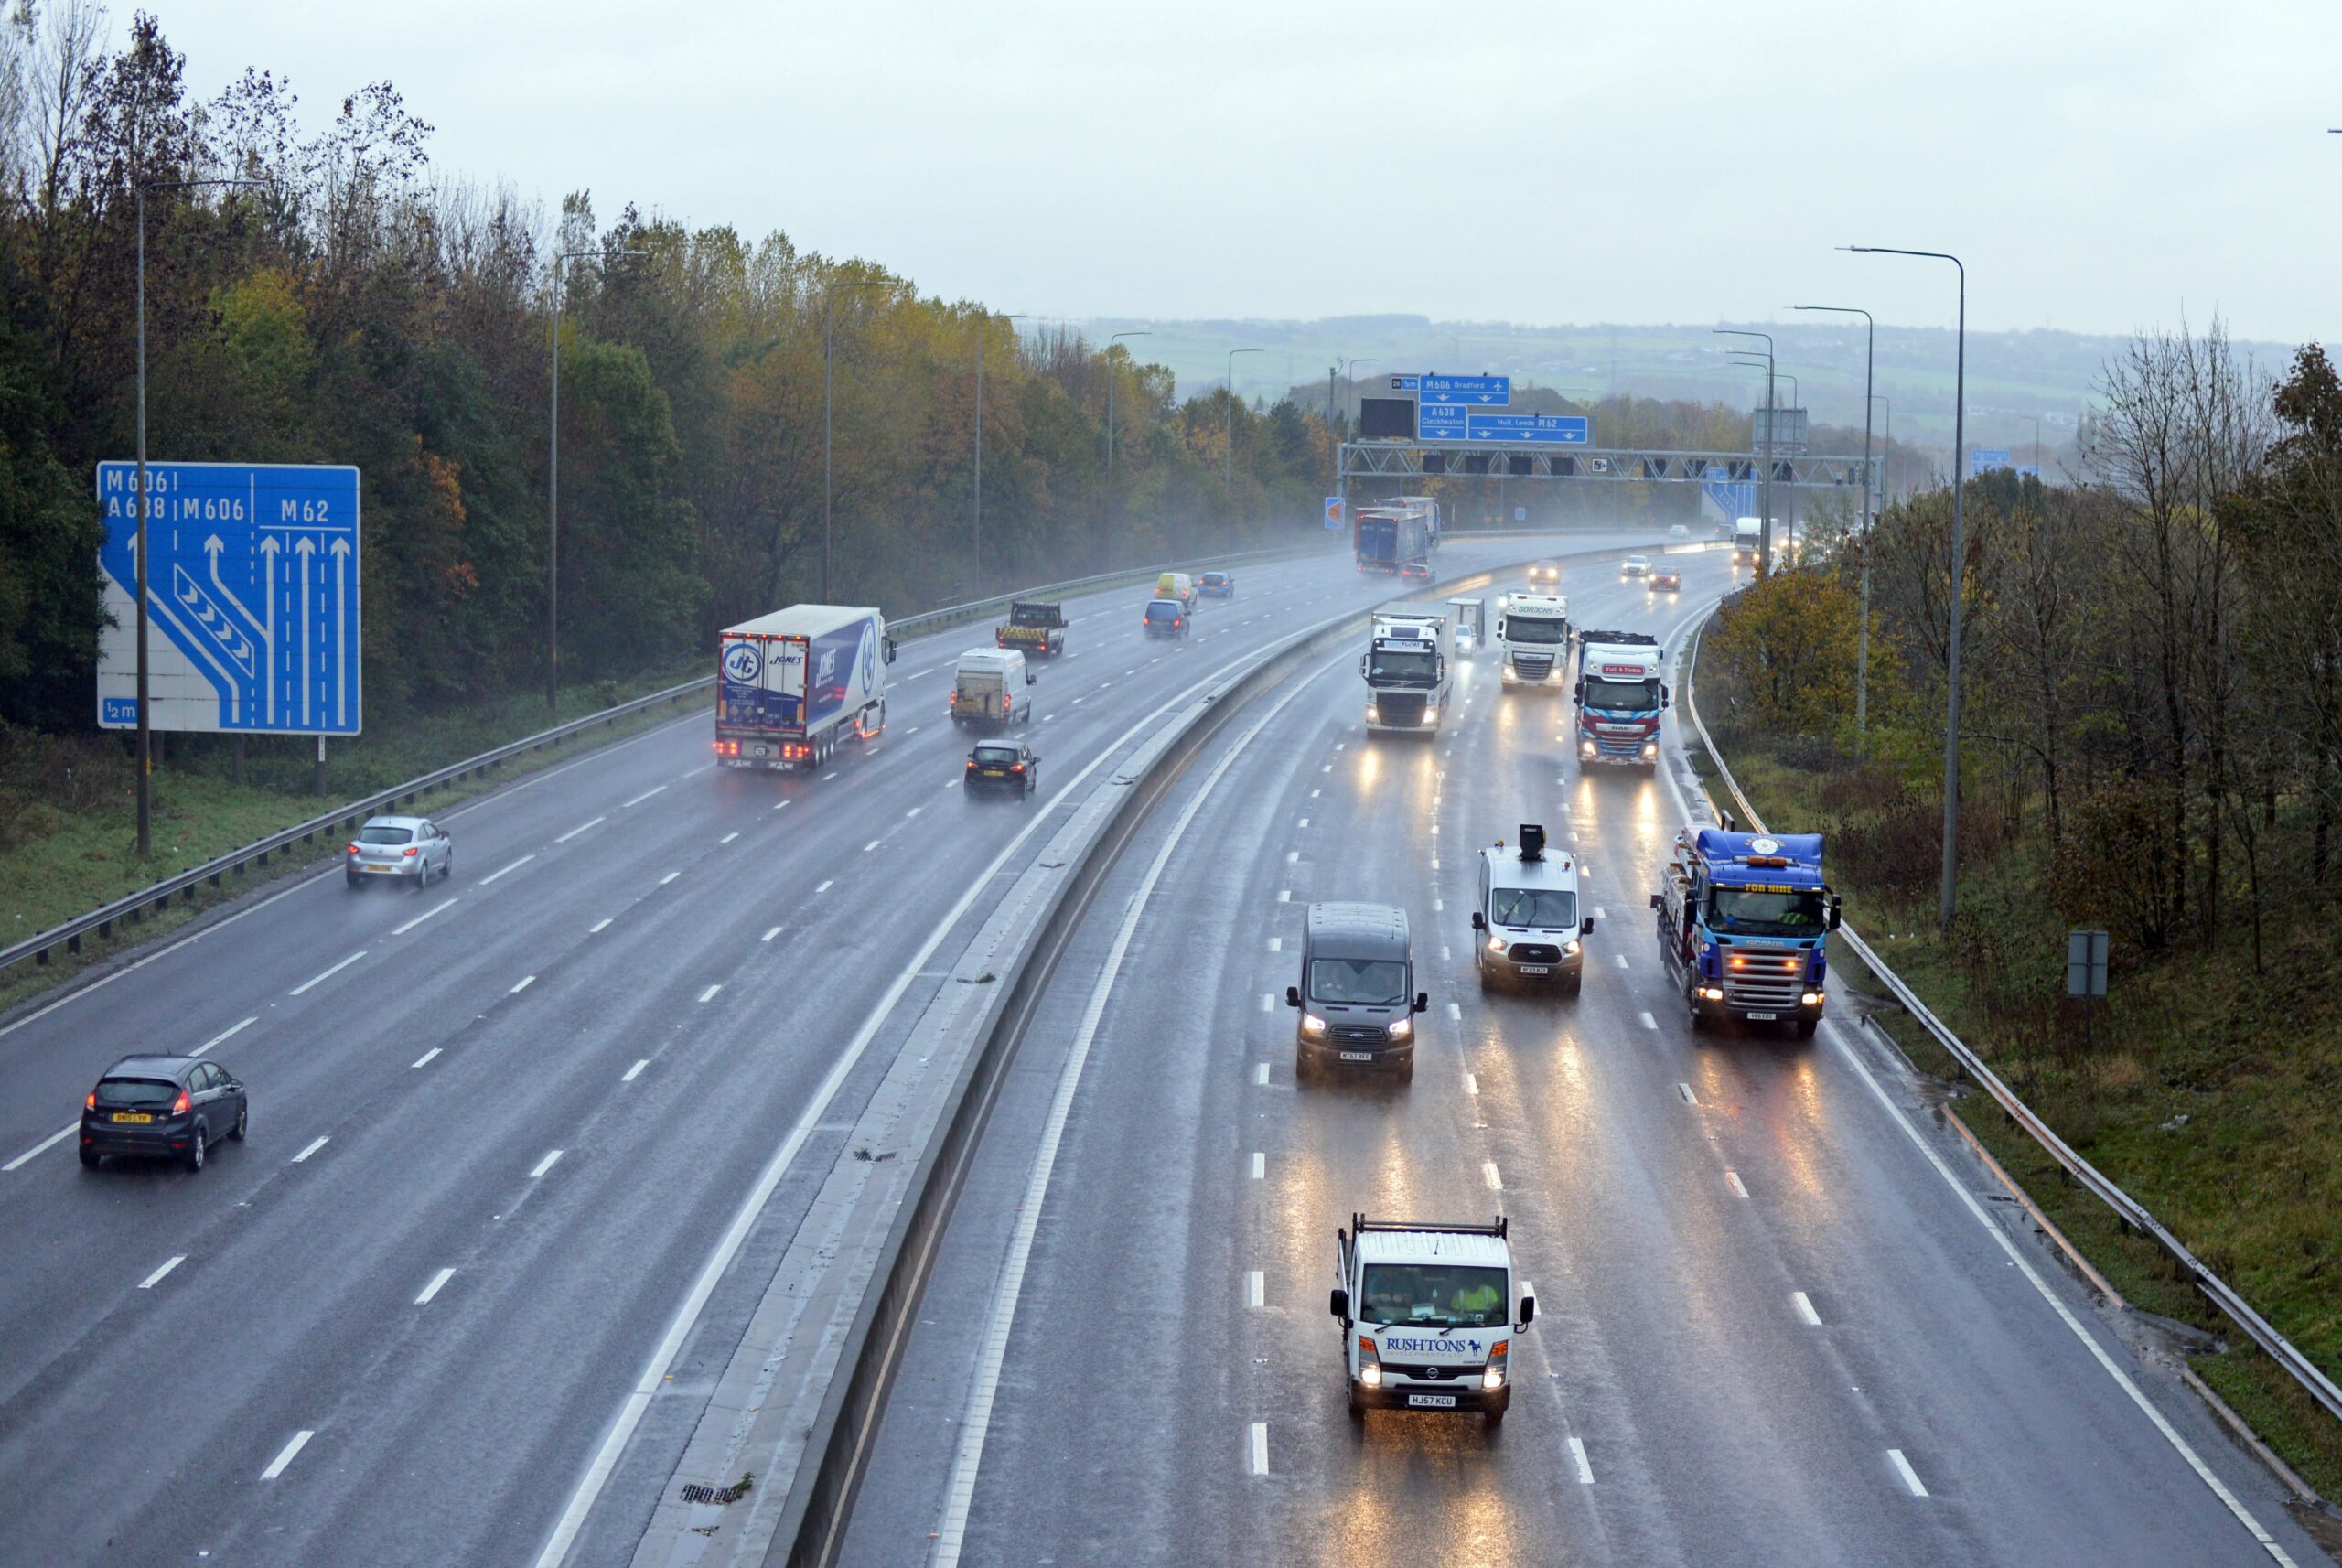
[1709,886,1827,936]
[1490,887,1575,929]
[1584,676,1657,710]
[1308,958,1407,1005]
[1368,649,1438,684]
[1504,618,1567,644]
[1358,1264,1509,1329]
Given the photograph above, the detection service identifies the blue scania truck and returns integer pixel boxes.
[1650,828,1841,1037]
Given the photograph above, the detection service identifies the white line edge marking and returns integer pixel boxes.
[291,1135,328,1164]
[392,898,457,936]
[1248,1422,1270,1476]
[138,1255,185,1289]
[479,854,535,885]
[529,1149,564,1178]
[288,950,365,995]
[1793,1291,1821,1326]
[412,1047,441,1069]
[553,816,606,843]
[1887,1447,1928,1498]
[415,1267,456,1305]
[927,658,1331,1566]
[535,647,1290,1568]
[259,1430,314,1480]
[623,1059,648,1082]
[1569,1435,1595,1484]
[3,1124,74,1170]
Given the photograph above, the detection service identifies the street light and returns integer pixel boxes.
[1793,303,1875,757]
[1714,328,1776,575]
[972,311,1026,578]
[130,175,268,853]
[1225,347,1263,494]
[823,275,892,603]
[1845,242,1967,934]
[1105,330,1151,566]
[548,244,650,712]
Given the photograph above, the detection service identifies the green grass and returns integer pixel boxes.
[1696,718,2342,1504]
[0,667,704,1015]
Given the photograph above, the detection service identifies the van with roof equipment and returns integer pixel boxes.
[1474,823,1594,993]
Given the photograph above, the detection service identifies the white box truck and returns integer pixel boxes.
[1360,603,1453,735]
[1494,592,1571,690]
[1732,517,1765,566]
[714,605,893,772]
[1331,1214,1533,1426]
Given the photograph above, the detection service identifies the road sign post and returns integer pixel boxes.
[2067,929,2109,1053]
[96,462,362,737]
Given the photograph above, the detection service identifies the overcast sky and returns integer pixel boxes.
[141,0,2342,343]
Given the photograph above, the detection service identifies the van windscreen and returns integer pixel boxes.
[1308,958,1406,1005]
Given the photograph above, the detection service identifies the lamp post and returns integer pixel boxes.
[1793,303,1875,757]
[972,311,1026,579]
[1225,347,1263,494]
[1105,329,1151,567]
[548,244,649,711]
[823,276,890,603]
[130,175,267,852]
[1714,328,1776,575]
[1846,243,1966,933]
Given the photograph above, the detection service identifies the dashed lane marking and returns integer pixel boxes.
[590,918,612,934]
[697,984,723,1004]
[1569,1436,1595,1484]
[1483,1162,1503,1191]
[623,1059,648,1082]
[289,951,365,996]
[138,1255,185,1290]
[1246,1271,1264,1308]
[1793,1292,1822,1326]
[1639,1011,1658,1030]
[623,785,666,807]
[1251,1152,1265,1179]
[478,853,533,883]
[259,1430,314,1481]
[415,1268,456,1305]
[1887,1449,1928,1498]
[392,899,457,936]
[553,817,605,844]
[1249,1423,1270,1477]
[1725,1169,1748,1198]
[510,975,535,994]
[412,1048,441,1069]
[529,1149,564,1178]
[291,1136,329,1164]
[1678,1083,1698,1105]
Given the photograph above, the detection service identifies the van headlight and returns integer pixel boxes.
[1358,1338,1382,1387]
[1483,1340,1509,1391]
[1486,935,1507,953]
[1563,939,1581,956]
[1300,1013,1328,1039]
[1387,1017,1413,1041]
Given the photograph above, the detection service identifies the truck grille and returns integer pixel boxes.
[1380,1362,1474,1382]
[1507,943,1563,964]
[1329,1026,1387,1049]
[1509,653,1554,681]
[1724,950,1804,1008]
[1376,693,1425,725]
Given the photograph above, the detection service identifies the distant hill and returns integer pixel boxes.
[1077,316,2308,461]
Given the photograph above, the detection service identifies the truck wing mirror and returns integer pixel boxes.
[1649,893,1663,910]
[1829,897,1843,931]
[1661,683,1672,709]
[1517,1294,1535,1328]
[885,639,897,664]
[1330,1288,1349,1320]
[1413,992,1429,1014]
[1285,985,1302,1008]
[1573,681,1585,702]
[1026,671,1037,685]
[1582,917,1595,934]
[1470,911,1486,930]
[1358,654,1368,678]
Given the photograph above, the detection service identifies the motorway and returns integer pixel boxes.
[0,533,1644,1566]
[841,553,2327,1567]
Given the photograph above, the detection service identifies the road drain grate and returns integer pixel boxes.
[681,1472,756,1506]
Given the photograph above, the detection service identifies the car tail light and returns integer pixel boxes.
[1003,694,1012,712]
[1011,764,1025,773]
[402,845,418,857]
[84,1090,96,1111]
[170,1089,190,1117]
[966,759,976,770]
[1174,618,1183,628]
[347,843,360,854]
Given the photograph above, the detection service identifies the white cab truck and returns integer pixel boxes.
[1494,591,1571,690]
[1360,603,1453,735]
[949,648,1035,731]
[714,605,893,772]
[1733,516,1765,566]
[1473,823,1594,993]
[1332,1215,1533,1425]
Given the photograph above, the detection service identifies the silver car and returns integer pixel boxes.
[346,815,453,889]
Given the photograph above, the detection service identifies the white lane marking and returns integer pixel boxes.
[553,816,606,843]
[1595,905,1607,920]
[926,660,1335,1567]
[1678,1083,1698,1105]
[1260,993,1274,1013]
[1310,789,1320,799]
[590,918,613,934]
[1725,1169,1748,1198]
[259,1430,315,1480]
[1254,1062,1269,1085]
[392,899,457,936]
[720,832,739,844]
[1639,1011,1658,1030]
[1831,1022,2297,1560]
[1285,851,1298,864]
[480,854,535,885]
[623,785,667,807]
[697,984,723,1004]
[291,1136,329,1164]
[1434,897,1444,911]
[1613,952,1628,969]
[138,1255,186,1289]
[4,1122,77,1175]
[415,1267,456,1305]
[762,926,783,942]
[623,1059,649,1082]
[1887,1448,1929,1498]
[510,974,535,994]
[1429,824,1438,835]
[1464,1073,1478,1095]
[814,880,834,894]
[1249,1423,1270,1477]
[904,726,920,736]
[1569,1435,1595,1484]
[822,771,839,781]
[1446,1002,1462,1021]
[1298,817,1310,828]
[1267,938,1283,952]
[682,763,716,778]
[1483,1162,1503,1191]
[1793,1291,1822,1326]
[1321,764,1331,773]
[863,840,881,852]
[412,1047,441,1069]
[1251,1152,1266,1179]
[529,1149,564,1178]
[905,806,922,819]
[773,800,791,811]
[1277,890,1291,902]
[1441,945,1452,961]
[289,950,365,995]
[191,1016,256,1057]
[1246,1271,1264,1308]
[658,871,680,886]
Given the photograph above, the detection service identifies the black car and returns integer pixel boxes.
[81,1054,247,1172]
[965,739,1039,798]
[1143,598,1189,639]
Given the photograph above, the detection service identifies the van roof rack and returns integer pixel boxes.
[1352,1214,1508,1239]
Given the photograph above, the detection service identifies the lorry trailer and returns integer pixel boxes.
[1650,828,1841,1036]
[714,605,894,772]
[1352,505,1434,574]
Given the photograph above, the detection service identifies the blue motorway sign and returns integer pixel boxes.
[1418,373,1510,405]
[96,461,363,735]
[1416,403,1467,439]
[1970,447,2012,477]
[1463,413,1590,446]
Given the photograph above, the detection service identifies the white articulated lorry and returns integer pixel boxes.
[1360,603,1453,736]
[714,605,894,772]
[1494,591,1571,690]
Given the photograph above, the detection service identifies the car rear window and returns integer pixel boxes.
[973,745,1018,764]
[358,825,413,844]
[94,1078,179,1108]
[1145,600,1180,618]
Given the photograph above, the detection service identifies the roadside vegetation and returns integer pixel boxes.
[1692,324,2342,1499]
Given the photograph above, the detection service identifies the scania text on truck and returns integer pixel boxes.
[1473,823,1594,993]
[1494,592,1570,690]
[714,605,893,772]
[1352,505,1433,575]
[1573,629,1668,766]
[1360,605,1453,735]
[1649,828,1842,1036]
[1732,516,1764,566]
[1331,1215,1533,1426]
[994,600,1065,657]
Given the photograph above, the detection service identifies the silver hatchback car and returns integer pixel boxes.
[346,815,453,889]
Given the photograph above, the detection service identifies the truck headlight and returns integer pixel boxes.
[1801,992,1824,1007]
[1487,935,1507,953]
[1421,705,1437,724]
[1387,1017,1413,1041]
[1699,985,1724,1001]
[1642,741,1658,758]
[1580,738,1597,757]
[1357,1338,1382,1387]
[1365,703,1380,722]
[1300,1013,1328,1039]
[1483,1340,1509,1391]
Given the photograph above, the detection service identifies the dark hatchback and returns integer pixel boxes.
[964,739,1038,797]
[81,1055,247,1172]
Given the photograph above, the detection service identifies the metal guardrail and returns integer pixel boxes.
[1678,612,2342,1428]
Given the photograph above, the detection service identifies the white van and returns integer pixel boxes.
[1332,1214,1532,1425]
[1473,823,1593,993]
[950,648,1035,730]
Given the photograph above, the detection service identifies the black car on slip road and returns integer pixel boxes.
[81,1055,247,1172]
